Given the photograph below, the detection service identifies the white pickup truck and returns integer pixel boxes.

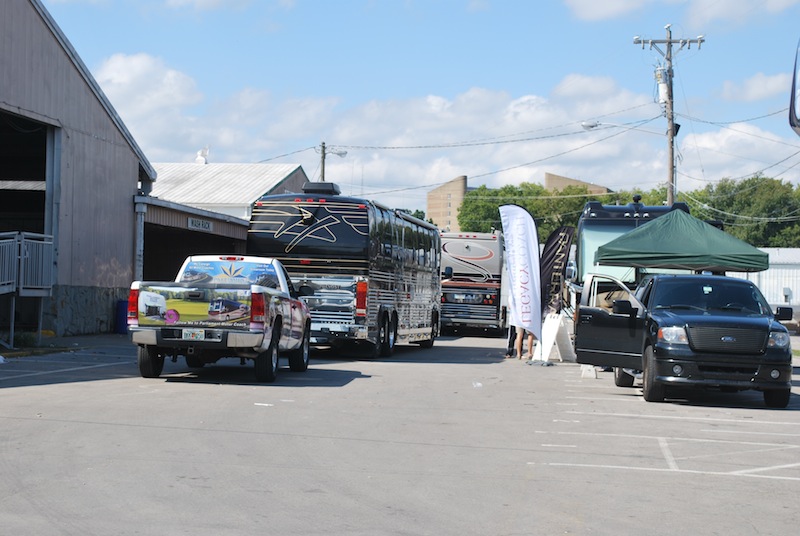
[127,255,312,382]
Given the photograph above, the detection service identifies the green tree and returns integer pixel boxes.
[686,176,800,247]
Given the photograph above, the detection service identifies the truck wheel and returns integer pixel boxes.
[379,314,395,357]
[289,324,310,372]
[137,346,164,378]
[642,346,665,402]
[764,388,791,408]
[614,367,635,387]
[255,333,279,382]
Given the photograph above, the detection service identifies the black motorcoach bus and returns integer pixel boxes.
[247,182,441,356]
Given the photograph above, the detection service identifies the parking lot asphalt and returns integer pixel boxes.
[3,331,800,364]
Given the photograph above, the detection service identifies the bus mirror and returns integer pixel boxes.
[565,261,576,282]
[443,266,453,279]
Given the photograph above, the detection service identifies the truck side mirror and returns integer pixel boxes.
[775,306,793,321]
[298,285,315,297]
[443,266,453,279]
[613,299,637,316]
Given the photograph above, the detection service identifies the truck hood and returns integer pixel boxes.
[651,310,788,333]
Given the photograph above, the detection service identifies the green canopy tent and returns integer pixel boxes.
[594,208,768,273]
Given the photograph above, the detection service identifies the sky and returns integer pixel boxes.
[41,0,800,213]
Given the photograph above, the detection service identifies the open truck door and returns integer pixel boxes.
[575,273,645,369]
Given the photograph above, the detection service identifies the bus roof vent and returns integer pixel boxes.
[302,181,341,195]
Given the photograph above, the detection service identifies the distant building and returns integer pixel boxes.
[427,175,470,232]
[544,172,611,195]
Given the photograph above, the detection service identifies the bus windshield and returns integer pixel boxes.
[578,223,637,282]
[248,200,370,260]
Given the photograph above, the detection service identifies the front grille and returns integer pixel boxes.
[311,310,355,324]
[442,303,497,322]
[698,364,758,377]
[687,326,766,354]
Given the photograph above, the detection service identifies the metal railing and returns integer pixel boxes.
[1,232,54,348]
[0,232,17,295]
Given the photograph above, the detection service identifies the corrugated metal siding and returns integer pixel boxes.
[728,249,800,307]
[2,1,141,288]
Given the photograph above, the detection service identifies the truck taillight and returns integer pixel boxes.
[356,281,368,317]
[251,292,266,323]
[127,289,139,325]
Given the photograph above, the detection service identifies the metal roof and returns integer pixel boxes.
[151,162,304,206]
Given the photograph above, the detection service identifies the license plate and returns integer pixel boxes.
[182,328,205,341]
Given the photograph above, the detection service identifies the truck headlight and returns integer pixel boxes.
[767,331,790,349]
[657,326,688,345]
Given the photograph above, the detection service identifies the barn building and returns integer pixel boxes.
[0,0,306,342]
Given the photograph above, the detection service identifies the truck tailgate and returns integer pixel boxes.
[136,283,253,329]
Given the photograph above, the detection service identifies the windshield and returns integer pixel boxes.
[248,201,370,260]
[181,260,280,288]
[652,279,771,315]
[579,223,637,282]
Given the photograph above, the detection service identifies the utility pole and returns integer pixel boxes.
[320,141,328,182]
[319,141,347,182]
[634,24,704,206]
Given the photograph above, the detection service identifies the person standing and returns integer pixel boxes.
[504,325,517,358]
[514,328,537,360]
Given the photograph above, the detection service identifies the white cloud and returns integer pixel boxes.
[721,72,793,102]
[686,0,800,27]
[565,0,800,26]
[91,52,800,211]
[563,0,655,21]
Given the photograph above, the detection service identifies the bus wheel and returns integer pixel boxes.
[379,314,395,357]
[418,313,437,348]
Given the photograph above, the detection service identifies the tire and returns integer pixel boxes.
[642,346,665,402]
[614,367,635,387]
[255,331,279,383]
[379,314,395,357]
[364,315,388,358]
[185,354,205,368]
[764,388,791,408]
[418,313,437,349]
[288,323,310,372]
[137,345,164,378]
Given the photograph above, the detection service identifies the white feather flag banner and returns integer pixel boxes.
[499,205,541,340]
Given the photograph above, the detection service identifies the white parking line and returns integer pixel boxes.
[659,437,680,470]
[566,410,800,427]
[0,361,127,381]
[537,462,800,481]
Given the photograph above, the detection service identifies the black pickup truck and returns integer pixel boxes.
[575,273,794,408]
